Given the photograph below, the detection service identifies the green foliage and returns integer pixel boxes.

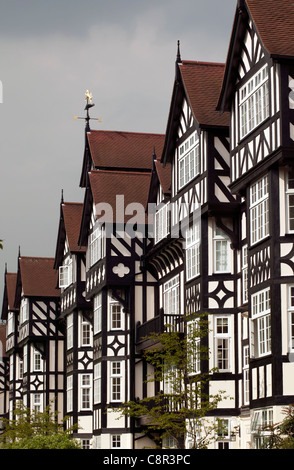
[119,313,228,449]
[0,402,81,449]
[0,240,3,249]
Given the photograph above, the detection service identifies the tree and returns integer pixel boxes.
[0,402,82,449]
[261,405,294,449]
[119,313,229,449]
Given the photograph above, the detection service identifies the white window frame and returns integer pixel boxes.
[252,408,273,449]
[155,202,170,244]
[185,222,201,281]
[213,225,230,273]
[111,434,121,449]
[33,349,42,372]
[286,168,294,233]
[7,311,14,335]
[242,245,248,303]
[32,393,43,413]
[59,256,73,289]
[94,362,101,404]
[187,319,201,375]
[20,297,29,324]
[67,375,73,412]
[214,316,231,372]
[178,131,200,190]
[110,296,123,330]
[251,288,271,358]
[239,64,269,139]
[110,361,123,402]
[163,275,180,316]
[80,373,91,410]
[89,225,104,267]
[67,313,73,350]
[249,175,269,245]
[288,285,294,353]
[81,316,91,346]
[93,293,102,334]
[243,345,249,406]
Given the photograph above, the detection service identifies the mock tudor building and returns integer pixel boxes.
[2,0,294,450]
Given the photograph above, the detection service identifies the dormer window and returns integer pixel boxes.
[239,64,269,139]
[178,131,200,190]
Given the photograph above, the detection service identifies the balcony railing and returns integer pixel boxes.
[136,311,184,345]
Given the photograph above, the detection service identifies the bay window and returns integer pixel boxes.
[59,255,73,289]
[178,131,200,190]
[163,275,179,316]
[239,64,269,139]
[89,225,104,267]
[185,222,200,281]
[93,293,102,334]
[250,175,269,245]
[251,288,271,357]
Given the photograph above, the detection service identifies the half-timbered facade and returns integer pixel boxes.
[1,0,294,450]
[217,0,294,448]
[53,198,92,447]
[1,256,64,420]
[78,129,165,449]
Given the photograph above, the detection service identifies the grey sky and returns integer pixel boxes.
[0,0,237,306]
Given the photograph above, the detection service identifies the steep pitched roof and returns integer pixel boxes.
[154,160,171,196]
[19,257,60,298]
[62,202,85,253]
[218,0,294,112]
[87,130,165,170]
[162,60,229,164]
[246,0,294,58]
[179,61,229,128]
[89,170,152,224]
[0,324,7,358]
[1,272,17,321]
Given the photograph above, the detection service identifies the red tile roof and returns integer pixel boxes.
[246,0,294,57]
[5,272,17,310]
[19,257,60,298]
[89,170,152,223]
[179,61,230,127]
[87,130,165,170]
[155,160,171,195]
[62,202,86,252]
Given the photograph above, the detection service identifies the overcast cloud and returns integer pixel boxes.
[0,0,237,306]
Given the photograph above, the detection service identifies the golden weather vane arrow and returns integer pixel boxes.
[74,90,102,130]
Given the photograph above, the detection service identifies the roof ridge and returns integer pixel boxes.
[90,169,151,176]
[181,60,225,67]
[87,129,165,137]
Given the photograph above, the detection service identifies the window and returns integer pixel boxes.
[214,226,230,273]
[33,349,42,371]
[7,311,14,335]
[110,362,122,402]
[94,362,101,404]
[93,293,102,334]
[89,225,104,267]
[155,202,170,244]
[251,288,271,357]
[252,408,273,449]
[81,317,91,346]
[110,296,122,330]
[111,434,121,449]
[67,375,73,412]
[67,313,73,350]
[243,345,249,406]
[215,316,231,372]
[286,168,294,232]
[288,286,294,352]
[163,275,180,316]
[185,222,201,281]
[242,245,248,303]
[59,256,73,288]
[250,175,269,245]
[81,374,91,410]
[32,393,42,413]
[187,319,201,375]
[82,439,91,449]
[20,298,29,324]
[216,418,230,447]
[19,358,23,380]
[178,131,200,189]
[239,64,269,139]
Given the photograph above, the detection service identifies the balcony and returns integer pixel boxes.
[136,310,184,352]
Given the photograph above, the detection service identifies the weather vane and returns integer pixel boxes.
[74,90,102,129]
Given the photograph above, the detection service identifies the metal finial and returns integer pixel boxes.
[74,90,101,131]
[176,40,182,63]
